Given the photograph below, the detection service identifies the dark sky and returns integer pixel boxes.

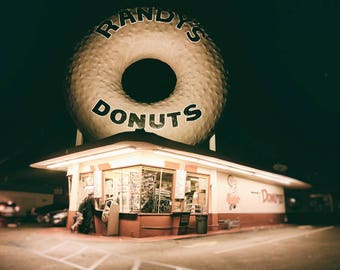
[0,0,339,192]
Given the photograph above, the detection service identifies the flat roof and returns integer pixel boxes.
[30,130,311,189]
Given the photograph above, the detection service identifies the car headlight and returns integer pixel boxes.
[53,212,68,219]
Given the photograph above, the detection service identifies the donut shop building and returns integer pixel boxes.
[29,6,311,237]
[31,130,310,238]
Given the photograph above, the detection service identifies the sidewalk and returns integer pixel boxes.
[38,223,289,242]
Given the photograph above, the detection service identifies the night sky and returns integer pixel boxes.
[0,0,339,193]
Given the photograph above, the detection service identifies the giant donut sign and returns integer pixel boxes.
[66,7,227,145]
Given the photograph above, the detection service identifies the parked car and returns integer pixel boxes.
[0,201,21,226]
[30,203,68,224]
[49,208,69,226]
[0,201,20,217]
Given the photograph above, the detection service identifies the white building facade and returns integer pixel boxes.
[31,131,310,237]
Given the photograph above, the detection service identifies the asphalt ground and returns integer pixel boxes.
[0,223,339,270]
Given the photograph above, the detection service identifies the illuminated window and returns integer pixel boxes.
[184,173,209,213]
[78,173,94,207]
[102,166,174,213]
[103,167,139,213]
[140,167,174,213]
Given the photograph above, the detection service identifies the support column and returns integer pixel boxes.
[209,170,219,231]
[209,134,216,151]
[66,164,80,229]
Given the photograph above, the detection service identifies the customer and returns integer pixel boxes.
[71,192,95,234]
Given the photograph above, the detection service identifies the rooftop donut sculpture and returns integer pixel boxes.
[66,7,227,145]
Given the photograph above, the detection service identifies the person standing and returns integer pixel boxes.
[72,192,95,234]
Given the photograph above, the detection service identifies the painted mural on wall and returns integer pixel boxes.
[226,175,240,210]
[217,173,286,213]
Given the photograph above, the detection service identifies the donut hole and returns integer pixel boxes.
[121,58,177,103]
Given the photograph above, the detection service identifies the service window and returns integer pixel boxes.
[103,166,140,213]
[184,173,209,213]
[77,173,94,207]
[102,166,174,214]
[140,167,174,213]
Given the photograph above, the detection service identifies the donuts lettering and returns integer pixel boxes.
[66,7,227,145]
[92,99,202,129]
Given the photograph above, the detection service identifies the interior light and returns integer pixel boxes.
[153,149,291,186]
[47,146,136,168]
[197,159,253,175]
[255,172,291,185]
[153,150,198,162]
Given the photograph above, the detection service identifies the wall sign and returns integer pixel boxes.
[66,6,227,145]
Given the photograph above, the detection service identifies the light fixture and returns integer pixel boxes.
[47,146,136,169]
[153,150,198,162]
[153,149,291,186]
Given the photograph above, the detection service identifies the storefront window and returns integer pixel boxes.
[103,166,174,214]
[184,173,209,213]
[140,167,173,213]
[78,173,94,207]
[103,167,140,213]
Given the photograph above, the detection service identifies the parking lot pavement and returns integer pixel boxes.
[1,224,339,270]
[14,222,289,242]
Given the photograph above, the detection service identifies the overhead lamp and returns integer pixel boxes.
[47,146,136,169]
[196,159,252,175]
[153,150,198,162]
[153,149,291,186]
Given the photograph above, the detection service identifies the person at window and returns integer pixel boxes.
[71,192,95,234]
